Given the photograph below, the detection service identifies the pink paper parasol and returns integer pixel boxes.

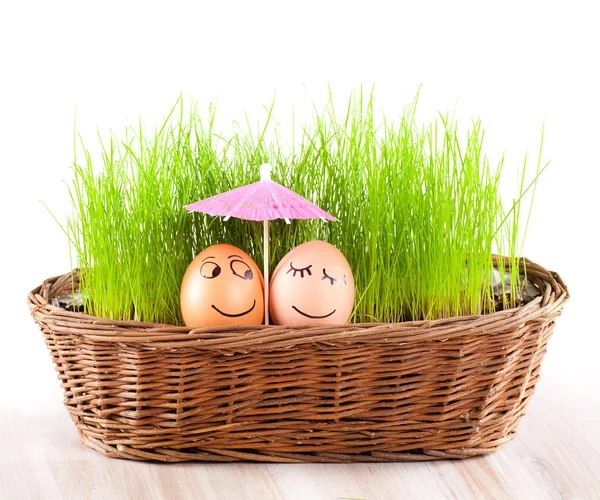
[185,164,337,325]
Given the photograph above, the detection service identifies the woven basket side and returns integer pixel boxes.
[28,259,569,462]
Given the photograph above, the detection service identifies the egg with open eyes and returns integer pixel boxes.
[180,244,264,327]
[269,240,355,325]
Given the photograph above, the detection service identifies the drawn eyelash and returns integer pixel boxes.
[286,262,312,278]
[322,269,347,286]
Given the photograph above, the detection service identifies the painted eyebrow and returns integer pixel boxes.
[202,256,216,262]
[228,254,243,259]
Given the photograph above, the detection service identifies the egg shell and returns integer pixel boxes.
[269,240,355,325]
[180,244,264,327]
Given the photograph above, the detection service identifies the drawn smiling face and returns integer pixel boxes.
[180,244,264,327]
[269,240,355,326]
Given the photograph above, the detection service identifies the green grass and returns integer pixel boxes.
[58,91,546,325]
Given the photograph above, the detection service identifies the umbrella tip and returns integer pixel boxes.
[259,163,272,182]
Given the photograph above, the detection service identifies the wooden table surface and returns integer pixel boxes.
[2,308,599,500]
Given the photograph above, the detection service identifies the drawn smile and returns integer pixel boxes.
[292,305,336,319]
[212,300,256,318]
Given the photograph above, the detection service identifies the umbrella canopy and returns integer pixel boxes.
[185,164,337,222]
[185,164,337,325]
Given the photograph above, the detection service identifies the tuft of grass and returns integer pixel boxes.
[59,91,546,325]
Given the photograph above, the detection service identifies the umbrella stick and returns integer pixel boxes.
[264,219,269,325]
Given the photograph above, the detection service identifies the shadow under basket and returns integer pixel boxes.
[28,257,569,463]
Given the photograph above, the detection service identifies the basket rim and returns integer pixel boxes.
[27,255,569,348]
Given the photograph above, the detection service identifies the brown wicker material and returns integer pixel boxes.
[28,257,568,463]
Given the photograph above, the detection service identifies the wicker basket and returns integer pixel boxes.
[28,257,568,463]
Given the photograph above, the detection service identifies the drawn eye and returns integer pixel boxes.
[322,269,346,286]
[231,259,253,280]
[200,261,221,279]
[286,262,312,278]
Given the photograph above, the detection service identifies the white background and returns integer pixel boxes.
[1,0,598,495]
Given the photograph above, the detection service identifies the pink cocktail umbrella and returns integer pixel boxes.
[185,163,337,325]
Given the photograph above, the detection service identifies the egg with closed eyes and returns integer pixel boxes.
[269,240,355,325]
[180,244,264,327]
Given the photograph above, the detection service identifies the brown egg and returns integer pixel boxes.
[269,240,355,325]
[180,244,264,327]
